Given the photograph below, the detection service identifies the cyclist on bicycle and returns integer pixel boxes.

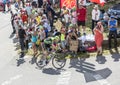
[44,36,60,51]
[40,36,60,66]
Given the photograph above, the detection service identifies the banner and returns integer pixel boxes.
[60,0,77,8]
[90,0,105,6]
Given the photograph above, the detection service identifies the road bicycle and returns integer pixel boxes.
[36,50,67,69]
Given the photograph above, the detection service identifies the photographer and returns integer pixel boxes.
[108,16,118,49]
[93,22,104,55]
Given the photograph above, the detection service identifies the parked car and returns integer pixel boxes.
[108,3,120,19]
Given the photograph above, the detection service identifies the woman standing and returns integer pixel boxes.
[93,22,104,55]
[32,31,38,56]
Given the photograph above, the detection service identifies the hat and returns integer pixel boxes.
[39,25,43,29]
[110,15,115,18]
[43,14,47,17]
[94,5,98,9]
[35,12,38,16]
[79,3,83,6]
[68,30,72,33]
[69,24,73,27]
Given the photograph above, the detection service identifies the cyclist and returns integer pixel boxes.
[40,36,60,66]
[44,36,60,52]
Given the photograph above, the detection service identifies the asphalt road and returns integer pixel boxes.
[0,12,120,85]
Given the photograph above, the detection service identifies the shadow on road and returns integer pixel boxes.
[16,52,26,66]
[42,68,61,75]
[109,48,120,61]
[13,38,19,43]
[84,68,112,82]
[69,58,112,82]
[69,58,95,73]
[96,54,107,64]
[9,33,15,39]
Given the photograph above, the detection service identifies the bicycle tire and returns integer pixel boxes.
[52,54,66,69]
[36,56,44,68]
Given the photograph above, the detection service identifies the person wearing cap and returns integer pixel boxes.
[91,5,100,32]
[77,3,87,33]
[108,15,118,49]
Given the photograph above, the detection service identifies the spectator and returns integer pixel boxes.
[38,0,43,8]
[91,5,100,32]
[2,0,6,12]
[42,14,51,32]
[99,9,105,20]
[10,11,16,34]
[18,25,26,53]
[39,26,46,51]
[21,11,28,23]
[31,31,38,56]
[25,3,32,18]
[93,22,104,55]
[71,8,77,26]
[35,13,41,25]
[77,3,87,34]
[24,22,29,50]
[60,27,66,52]
[64,10,71,29]
[32,0,38,8]
[102,12,109,28]
[108,16,118,49]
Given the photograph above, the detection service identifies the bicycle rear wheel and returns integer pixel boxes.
[52,54,66,69]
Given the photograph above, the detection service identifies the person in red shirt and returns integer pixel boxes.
[21,11,28,23]
[77,3,87,33]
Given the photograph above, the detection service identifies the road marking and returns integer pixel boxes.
[56,71,71,85]
[93,74,111,85]
[1,74,23,85]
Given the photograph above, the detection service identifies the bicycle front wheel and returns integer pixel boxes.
[52,54,66,69]
[36,56,43,68]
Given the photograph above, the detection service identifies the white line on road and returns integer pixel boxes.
[56,71,71,85]
[93,74,111,85]
[1,74,23,85]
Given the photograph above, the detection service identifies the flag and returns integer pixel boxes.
[60,0,77,8]
[90,0,106,6]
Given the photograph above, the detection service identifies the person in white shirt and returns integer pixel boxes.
[64,10,71,28]
[91,5,100,31]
